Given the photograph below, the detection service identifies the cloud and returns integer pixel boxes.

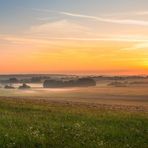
[33,8,148,26]
[60,11,148,26]
[27,17,148,42]
[121,42,148,51]
[102,11,148,17]
[30,19,90,38]
[1,18,148,45]
[1,34,148,44]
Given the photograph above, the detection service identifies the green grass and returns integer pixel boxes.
[0,98,147,148]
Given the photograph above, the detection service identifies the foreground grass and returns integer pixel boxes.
[0,98,147,148]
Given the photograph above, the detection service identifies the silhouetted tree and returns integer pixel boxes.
[43,78,96,88]
[9,78,19,83]
[19,83,31,89]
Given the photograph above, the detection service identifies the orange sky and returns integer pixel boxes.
[0,38,148,75]
[1,1,148,75]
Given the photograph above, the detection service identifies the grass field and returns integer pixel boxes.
[0,97,147,148]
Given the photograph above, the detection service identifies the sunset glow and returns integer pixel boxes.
[1,0,148,74]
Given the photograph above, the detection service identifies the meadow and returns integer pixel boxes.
[0,96,147,148]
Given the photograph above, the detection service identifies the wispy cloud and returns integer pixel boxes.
[102,11,148,17]
[60,11,148,26]
[121,42,148,51]
[1,34,148,44]
[34,8,148,26]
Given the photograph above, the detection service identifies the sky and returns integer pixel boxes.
[0,0,148,75]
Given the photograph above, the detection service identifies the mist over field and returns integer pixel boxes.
[0,74,148,108]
